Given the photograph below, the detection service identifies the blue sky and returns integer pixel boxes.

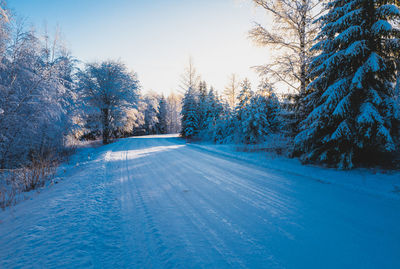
[8,0,271,95]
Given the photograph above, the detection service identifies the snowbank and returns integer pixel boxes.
[187,141,400,200]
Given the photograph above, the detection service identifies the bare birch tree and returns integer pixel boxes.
[249,0,324,95]
[179,57,200,93]
[223,73,240,108]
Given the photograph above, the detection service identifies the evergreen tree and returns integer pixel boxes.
[212,103,236,144]
[235,78,253,142]
[235,78,253,121]
[206,87,223,127]
[156,95,168,134]
[243,84,281,144]
[197,81,209,131]
[296,0,400,168]
[180,87,199,138]
[143,95,158,135]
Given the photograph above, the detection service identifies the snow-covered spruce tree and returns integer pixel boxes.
[205,87,223,127]
[211,103,236,144]
[156,95,168,134]
[197,81,209,132]
[234,78,253,142]
[235,78,253,120]
[143,94,159,135]
[198,87,224,140]
[243,83,281,144]
[295,0,400,168]
[180,87,199,138]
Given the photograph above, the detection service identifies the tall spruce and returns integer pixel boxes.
[180,87,199,138]
[197,81,209,131]
[295,0,400,168]
[235,78,253,142]
[235,78,253,121]
[156,95,168,134]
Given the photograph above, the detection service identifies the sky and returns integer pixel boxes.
[8,0,272,95]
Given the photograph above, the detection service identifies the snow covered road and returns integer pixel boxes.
[1,135,400,268]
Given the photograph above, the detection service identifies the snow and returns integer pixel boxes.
[1,135,400,268]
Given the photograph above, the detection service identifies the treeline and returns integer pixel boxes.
[0,3,180,169]
[181,78,281,145]
[181,0,400,169]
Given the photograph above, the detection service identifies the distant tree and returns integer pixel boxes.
[197,81,209,131]
[295,0,400,168]
[156,95,168,134]
[223,73,240,108]
[234,78,254,142]
[77,60,140,144]
[166,92,182,133]
[205,87,223,127]
[180,87,199,138]
[211,103,236,144]
[143,93,159,135]
[235,78,253,121]
[243,83,281,144]
[179,57,200,93]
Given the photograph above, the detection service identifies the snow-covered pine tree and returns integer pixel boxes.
[143,95,158,135]
[211,102,236,144]
[235,78,253,120]
[198,87,224,140]
[295,0,400,168]
[156,95,168,134]
[243,82,281,144]
[180,87,199,138]
[206,87,223,127]
[197,81,209,131]
[234,78,253,142]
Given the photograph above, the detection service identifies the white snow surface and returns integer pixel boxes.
[1,134,399,268]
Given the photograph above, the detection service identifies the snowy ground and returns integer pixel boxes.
[0,134,399,268]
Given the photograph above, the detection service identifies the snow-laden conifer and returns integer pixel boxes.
[296,0,400,168]
[180,87,199,138]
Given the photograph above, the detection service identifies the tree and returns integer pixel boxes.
[295,0,400,168]
[143,95,158,135]
[223,73,240,108]
[77,61,140,144]
[243,83,281,144]
[180,87,199,138]
[0,0,9,58]
[166,92,182,133]
[235,78,253,121]
[249,0,325,124]
[179,57,200,93]
[234,78,254,142]
[0,21,75,168]
[197,81,209,131]
[205,87,223,127]
[156,95,168,134]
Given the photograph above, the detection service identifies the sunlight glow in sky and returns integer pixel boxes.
[9,0,272,95]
